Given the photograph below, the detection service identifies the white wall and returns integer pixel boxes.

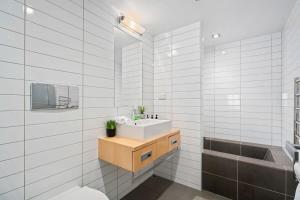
[153,22,202,190]
[202,33,282,146]
[282,0,300,146]
[0,0,152,200]
[0,0,25,199]
[82,0,116,199]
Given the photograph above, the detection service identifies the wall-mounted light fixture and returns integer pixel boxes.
[212,33,221,39]
[118,15,146,35]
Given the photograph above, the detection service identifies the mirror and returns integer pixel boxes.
[114,27,142,111]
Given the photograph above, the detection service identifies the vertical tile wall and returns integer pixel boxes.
[25,1,84,200]
[202,33,282,146]
[153,22,202,190]
[0,0,153,199]
[282,0,300,146]
[0,0,25,199]
[82,0,117,199]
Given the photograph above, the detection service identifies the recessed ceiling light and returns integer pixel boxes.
[212,33,221,39]
[23,6,34,15]
[221,51,226,55]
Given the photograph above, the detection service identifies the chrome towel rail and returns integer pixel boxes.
[295,78,300,144]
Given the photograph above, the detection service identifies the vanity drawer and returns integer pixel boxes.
[133,143,157,172]
[168,133,180,151]
[156,136,169,158]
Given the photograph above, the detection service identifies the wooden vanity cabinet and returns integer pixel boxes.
[98,129,180,172]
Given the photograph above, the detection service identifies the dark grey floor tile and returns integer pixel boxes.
[122,176,229,200]
[202,172,237,200]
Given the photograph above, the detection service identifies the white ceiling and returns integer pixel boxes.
[109,0,296,46]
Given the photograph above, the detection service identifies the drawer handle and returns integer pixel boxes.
[141,151,152,161]
[171,140,178,145]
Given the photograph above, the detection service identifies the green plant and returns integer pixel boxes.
[105,120,116,130]
[138,106,145,114]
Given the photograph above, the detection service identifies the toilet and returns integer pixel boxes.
[294,163,300,199]
[48,186,109,200]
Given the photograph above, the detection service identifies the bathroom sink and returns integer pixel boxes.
[117,119,172,140]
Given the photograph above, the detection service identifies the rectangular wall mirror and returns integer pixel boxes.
[114,27,143,111]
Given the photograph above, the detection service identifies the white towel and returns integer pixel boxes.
[294,163,300,199]
[114,116,130,124]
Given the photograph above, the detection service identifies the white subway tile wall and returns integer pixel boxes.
[153,22,202,190]
[83,0,116,199]
[0,0,153,200]
[282,0,300,146]
[202,33,282,146]
[0,0,25,199]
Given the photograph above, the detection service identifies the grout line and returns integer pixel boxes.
[239,40,242,145]
[81,0,85,187]
[237,159,239,200]
[26,152,82,171]
[142,41,144,107]
[0,186,24,197]
[23,0,26,199]
[213,47,216,139]
[280,32,283,147]
[271,35,274,146]
[27,175,82,200]
[25,141,82,156]
[170,31,176,181]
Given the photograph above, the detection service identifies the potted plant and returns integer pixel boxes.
[138,105,145,115]
[138,106,146,119]
[105,120,117,137]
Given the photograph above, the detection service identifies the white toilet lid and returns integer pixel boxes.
[49,186,109,200]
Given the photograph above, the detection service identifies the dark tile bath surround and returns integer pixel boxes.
[202,137,298,200]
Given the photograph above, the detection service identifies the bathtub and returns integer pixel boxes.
[202,137,297,200]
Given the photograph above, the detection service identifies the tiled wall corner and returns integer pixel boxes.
[154,22,202,190]
[83,0,117,199]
